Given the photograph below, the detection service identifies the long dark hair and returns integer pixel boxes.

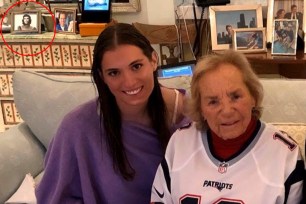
[92,23,171,180]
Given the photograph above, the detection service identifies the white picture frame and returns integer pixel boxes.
[271,19,298,55]
[209,4,263,51]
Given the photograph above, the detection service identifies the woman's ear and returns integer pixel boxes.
[151,51,159,71]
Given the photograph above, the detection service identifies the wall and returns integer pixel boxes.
[113,0,176,24]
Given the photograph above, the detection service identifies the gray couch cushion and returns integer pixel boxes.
[0,122,44,203]
[261,78,306,123]
[13,70,97,149]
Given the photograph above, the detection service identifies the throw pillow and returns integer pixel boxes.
[13,70,97,149]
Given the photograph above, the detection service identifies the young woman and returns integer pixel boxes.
[36,23,189,203]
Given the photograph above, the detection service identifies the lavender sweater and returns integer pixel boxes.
[36,98,188,204]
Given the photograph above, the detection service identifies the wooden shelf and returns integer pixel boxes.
[244,49,306,79]
[245,49,306,64]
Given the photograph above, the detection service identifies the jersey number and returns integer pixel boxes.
[273,133,297,151]
[213,198,244,204]
[180,195,244,204]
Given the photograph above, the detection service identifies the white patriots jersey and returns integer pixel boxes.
[151,121,304,204]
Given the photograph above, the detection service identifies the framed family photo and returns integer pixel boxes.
[271,19,298,55]
[54,8,77,34]
[209,4,263,51]
[267,0,305,44]
[232,27,267,53]
[11,10,41,34]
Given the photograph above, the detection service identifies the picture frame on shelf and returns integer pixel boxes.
[11,10,41,34]
[267,0,305,44]
[54,8,77,34]
[232,27,267,53]
[209,4,263,51]
[271,19,298,55]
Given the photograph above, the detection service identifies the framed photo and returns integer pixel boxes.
[54,8,77,34]
[232,28,267,53]
[271,19,298,55]
[209,4,263,51]
[11,10,41,34]
[267,0,305,44]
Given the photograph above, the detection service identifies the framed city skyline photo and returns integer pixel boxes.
[54,8,77,34]
[232,27,267,53]
[272,19,298,55]
[209,4,263,51]
[267,0,305,44]
[11,10,41,34]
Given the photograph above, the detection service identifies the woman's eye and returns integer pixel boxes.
[232,94,241,101]
[208,100,218,105]
[107,70,119,77]
[132,63,142,70]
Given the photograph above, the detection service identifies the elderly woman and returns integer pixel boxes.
[151,50,304,203]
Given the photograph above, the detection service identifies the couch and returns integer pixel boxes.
[0,70,306,203]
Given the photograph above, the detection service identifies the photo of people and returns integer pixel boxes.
[209,5,263,51]
[273,0,303,37]
[11,11,40,34]
[236,31,264,50]
[17,14,37,31]
[54,8,76,33]
[215,10,258,45]
[272,19,298,55]
[232,28,266,53]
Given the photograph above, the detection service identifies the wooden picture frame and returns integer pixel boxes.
[271,19,298,55]
[232,27,267,53]
[54,8,77,34]
[267,0,305,44]
[11,10,41,34]
[209,4,263,51]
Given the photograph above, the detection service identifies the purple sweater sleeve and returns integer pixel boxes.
[35,118,84,203]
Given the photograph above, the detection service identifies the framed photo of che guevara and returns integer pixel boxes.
[11,10,41,34]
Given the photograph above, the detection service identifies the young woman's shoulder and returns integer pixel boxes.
[161,87,186,126]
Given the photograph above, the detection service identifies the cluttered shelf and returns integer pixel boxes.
[1,32,98,43]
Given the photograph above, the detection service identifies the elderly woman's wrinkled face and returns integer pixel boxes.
[199,63,255,140]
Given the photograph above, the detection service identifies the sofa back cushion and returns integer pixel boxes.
[12,71,306,155]
[261,78,306,123]
[13,70,97,149]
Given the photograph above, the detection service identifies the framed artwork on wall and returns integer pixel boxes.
[232,27,267,53]
[267,0,305,44]
[11,10,41,34]
[54,8,77,34]
[209,4,263,51]
[271,19,298,55]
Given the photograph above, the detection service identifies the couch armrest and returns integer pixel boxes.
[0,123,45,203]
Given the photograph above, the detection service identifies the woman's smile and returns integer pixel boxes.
[124,86,143,95]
